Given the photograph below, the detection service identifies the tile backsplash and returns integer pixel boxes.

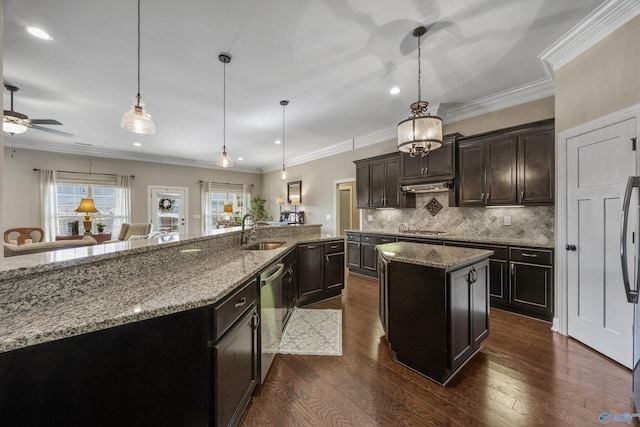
[362,193,554,245]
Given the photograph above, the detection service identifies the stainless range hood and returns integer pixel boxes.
[401,181,453,193]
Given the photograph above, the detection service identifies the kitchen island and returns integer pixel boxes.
[0,224,341,426]
[377,242,493,385]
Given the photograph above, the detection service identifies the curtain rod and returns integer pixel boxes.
[33,168,135,179]
[198,180,251,186]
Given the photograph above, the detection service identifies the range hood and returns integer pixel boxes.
[401,181,453,193]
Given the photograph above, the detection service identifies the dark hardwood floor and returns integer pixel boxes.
[241,272,637,426]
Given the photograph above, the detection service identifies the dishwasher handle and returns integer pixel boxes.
[261,263,285,284]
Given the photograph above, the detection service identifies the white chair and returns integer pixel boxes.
[104,223,154,243]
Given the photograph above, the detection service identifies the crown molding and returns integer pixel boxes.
[5,139,263,174]
[539,0,640,78]
[442,79,555,124]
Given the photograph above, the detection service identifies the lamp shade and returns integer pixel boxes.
[75,198,99,214]
[121,96,156,135]
[223,204,233,213]
[397,114,443,155]
[3,115,29,134]
[277,197,284,205]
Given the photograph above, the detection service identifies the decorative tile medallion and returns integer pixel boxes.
[425,197,443,216]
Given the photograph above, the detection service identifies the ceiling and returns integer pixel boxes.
[3,0,602,173]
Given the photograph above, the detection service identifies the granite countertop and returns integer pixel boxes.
[346,229,554,249]
[377,242,493,270]
[0,226,340,354]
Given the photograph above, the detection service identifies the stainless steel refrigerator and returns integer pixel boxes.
[620,176,640,410]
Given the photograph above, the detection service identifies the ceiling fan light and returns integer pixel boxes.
[216,150,233,168]
[3,115,29,134]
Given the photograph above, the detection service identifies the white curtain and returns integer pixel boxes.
[41,169,59,241]
[200,181,212,235]
[113,175,132,238]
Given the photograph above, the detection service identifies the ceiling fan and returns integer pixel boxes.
[3,84,72,137]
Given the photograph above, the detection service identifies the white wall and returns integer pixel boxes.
[2,148,262,236]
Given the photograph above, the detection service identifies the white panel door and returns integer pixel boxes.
[149,186,188,235]
[567,118,636,368]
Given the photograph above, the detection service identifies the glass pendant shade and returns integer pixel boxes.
[216,149,233,168]
[121,95,155,135]
[280,168,289,180]
[3,115,29,134]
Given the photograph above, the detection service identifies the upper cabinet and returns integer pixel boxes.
[400,133,462,184]
[456,119,554,207]
[355,153,415,209]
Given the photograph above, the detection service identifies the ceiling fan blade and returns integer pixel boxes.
[29,119,62,125]
[30,124,73,137]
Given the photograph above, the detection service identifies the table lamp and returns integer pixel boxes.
[75,198,99,234]
[291,197,300,224]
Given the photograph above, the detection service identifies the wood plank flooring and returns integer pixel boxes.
[241,273,637,426]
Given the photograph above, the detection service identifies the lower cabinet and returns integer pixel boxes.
[377,252,389,336]
[282,249,298,326]
[509,247,553,321]
[384,257,490,384]
[297,239,345,305]
[0,279,261,427]
[346,233,396,278]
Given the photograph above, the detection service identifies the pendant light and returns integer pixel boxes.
[279,100,289,180]
[397,26,442,157]
[121,0,156,135]
[216,53,233,168]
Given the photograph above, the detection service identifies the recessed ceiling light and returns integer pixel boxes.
[390,87,401,95]
[274,140,281,144]
[25,26,53,40]
[133,142,142,146]
[238,157,244,161]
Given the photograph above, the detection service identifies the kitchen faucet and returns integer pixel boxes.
[241,213,257,245]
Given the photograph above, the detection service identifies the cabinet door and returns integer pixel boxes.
[378,254,389,336]
[383,158,401,207]
[485,135,518,205]
[400,153,425,181]
[346,241,361,269]
[325,252,345,290]
[282,267,293,325]
[369,160,386,207]
[471,263,489,347]
[518,127,554,205]
[448,266,474,370]
[361,243,378,273]
[489,259,509,303]
[510,262,553,320]
[214,307,259,427]
[298,244,324,297]
[426,141,453,179]
[457,140,486,206]
[356,162,370,208]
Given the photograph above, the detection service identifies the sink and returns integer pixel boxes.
[242,242,285,250]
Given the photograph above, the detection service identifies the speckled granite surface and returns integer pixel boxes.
[0,224,333,353]
[377,242,493,270]
[346,229,553,249]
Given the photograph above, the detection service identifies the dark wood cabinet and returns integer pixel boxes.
[456,119,554,207]
[282,249,298,326]
[297,239,345,305]
[400,133,460,183]
[346,233,396,278]
[213,306,259,427]
[509,247,554,321]
[384,255,490,384]
[0,308,211,426]
[354,153,415,209]
[377,252,389,336]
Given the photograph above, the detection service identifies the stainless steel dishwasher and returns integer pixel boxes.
[260,262,285,383]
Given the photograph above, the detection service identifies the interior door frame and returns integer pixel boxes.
[148,185,189,235]
[333,177,360,237]
[557,103,640,335]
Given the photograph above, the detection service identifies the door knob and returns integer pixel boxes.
[565,244,577,251]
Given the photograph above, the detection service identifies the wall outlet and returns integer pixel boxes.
[326,214,331,220]
[503,216,511,226]
[367,215,374,222]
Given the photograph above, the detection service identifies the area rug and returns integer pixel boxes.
[279,308,342,356]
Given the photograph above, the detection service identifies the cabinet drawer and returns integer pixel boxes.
[509,247,552,265]
[362,234,396,245]
[324,240,344,254]
[445,241,508,260]
[346,233,361,242]
[213,279,258,341]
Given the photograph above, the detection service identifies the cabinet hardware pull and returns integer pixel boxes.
[357,243,361,248]
[521,253,538,258]
[420,167,424,175]
[486,192,490,203]
[325,256,329,263]
[481,192,484,202]
[331,244,339,249]
[520,190,524,202]
[234,297,247,308]
[307,245,317,249]
[511,263,515,275]
[252,311,260,329]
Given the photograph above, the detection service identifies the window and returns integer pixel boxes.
[56,183,117,234]
[203,183,249,232]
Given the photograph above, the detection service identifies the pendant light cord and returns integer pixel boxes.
[137,0,141,99]
[282,102,285,169]
[223,60,226,153]
[417,32,421,102]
